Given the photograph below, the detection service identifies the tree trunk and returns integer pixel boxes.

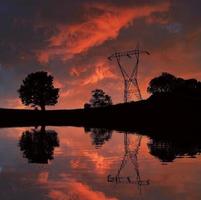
[40,125,46,133]
[40,104,46,111]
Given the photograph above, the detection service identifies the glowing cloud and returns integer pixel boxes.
[37,2,170,63]
[82,62,117,85]
[48,179,118,200]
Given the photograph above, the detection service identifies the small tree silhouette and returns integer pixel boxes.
[85,89,112,108]
[18,71,59,110]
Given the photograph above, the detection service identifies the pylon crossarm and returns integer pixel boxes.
[126,49,150,56]
[108,50,149,60]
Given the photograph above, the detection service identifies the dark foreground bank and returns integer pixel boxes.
[0,94,201,135]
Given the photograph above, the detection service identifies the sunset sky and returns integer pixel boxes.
[0,0,201,109]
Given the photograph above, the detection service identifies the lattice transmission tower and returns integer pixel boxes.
[108,44,150,102]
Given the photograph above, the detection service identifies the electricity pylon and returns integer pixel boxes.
[108,44,150,102]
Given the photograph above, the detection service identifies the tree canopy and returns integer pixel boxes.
[147,73,177,94]
[147,72,201,98]
[18,71,59,110]
[84,89,112,108]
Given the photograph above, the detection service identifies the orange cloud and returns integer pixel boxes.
[70,159,87,169]
[37,51,50,64]
[37,172,49,184]
[6,98,27,109]
[69,66,88,77]
[54,80,64,89]
[48,179,118,200]
[67,181,118,200]
[37,2,170,63]
[82,62,117,85]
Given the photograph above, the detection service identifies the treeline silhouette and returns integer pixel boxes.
[0,72,200,135]
[14,71,201,113]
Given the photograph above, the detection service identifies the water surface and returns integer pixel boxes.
[0,126,201,200]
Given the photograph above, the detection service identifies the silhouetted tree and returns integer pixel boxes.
[85,127,113,148]
[18,71,59,110]
[147,72,201,98]
[19,126,59,163]
[85,89,112,108]
[147,72,177,95]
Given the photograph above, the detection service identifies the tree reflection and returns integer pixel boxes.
[148,137,201,162]
[19,126,59,164]
[84,127,113,148]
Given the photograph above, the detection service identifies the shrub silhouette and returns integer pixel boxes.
[18,71,59,110]
[85,89,112,108]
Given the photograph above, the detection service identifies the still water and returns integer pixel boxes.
[0,126,201,200]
